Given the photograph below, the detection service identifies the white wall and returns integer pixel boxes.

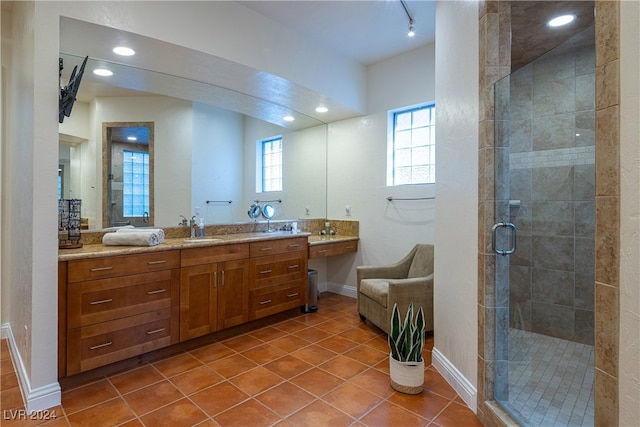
[432,0,479,410]
[192,103,244,224]
[619,0,640,423]
[324,44,436,292]
[2,1,61,411]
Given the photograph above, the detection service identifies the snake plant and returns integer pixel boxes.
[389,302,425,363]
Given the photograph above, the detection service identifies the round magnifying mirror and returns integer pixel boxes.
[262,204,275,219]
[248,203,261,220]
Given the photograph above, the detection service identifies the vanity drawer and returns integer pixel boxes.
[68,251,180,283]
[309,240,358,259]
[67,308,178,375]
[181,243,249,267]
[67,269,180,329]
[249,237,307,257]
[250,252,306,289]
[249,280,305,320]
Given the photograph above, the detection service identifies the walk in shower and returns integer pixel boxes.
[492,24,596,426]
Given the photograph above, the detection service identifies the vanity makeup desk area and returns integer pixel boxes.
[57,218,358,379]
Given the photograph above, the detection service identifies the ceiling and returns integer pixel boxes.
[58,0,595,128]
[59,1,436,129]
[238,1,436,65]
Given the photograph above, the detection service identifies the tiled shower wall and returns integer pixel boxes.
[505,29,596,345]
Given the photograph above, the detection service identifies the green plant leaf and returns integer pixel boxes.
[409,307,425,362]
[389,303,402,360]
[389,302,426,362]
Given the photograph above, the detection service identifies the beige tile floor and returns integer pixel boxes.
[1,293,482,426]
[504,328,594,426]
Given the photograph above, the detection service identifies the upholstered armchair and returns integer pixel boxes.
[356,244,434,334]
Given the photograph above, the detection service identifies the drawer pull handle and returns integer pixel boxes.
[288,264,299,269]
[259,299,272,305]
[346,246,355,249]
[90,266,113,272]
[146,328,166,335]
[317,250,327,254]
[90,298,113,305]
[287,293,299,298]
[147,260,167,265]
[288,244,300,248]
[260,247,273,251]
[89,342,113,350]
[260,269,273,274]
[146,289,167,295]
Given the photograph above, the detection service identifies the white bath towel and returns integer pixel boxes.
[102,230,162,246]
[116,227,165,243]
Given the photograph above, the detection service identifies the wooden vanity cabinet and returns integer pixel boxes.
[249,237,308,320]
[60,236,310,377]
[63,250,180,376]
[309,239,358,258]
[179,244,250,341]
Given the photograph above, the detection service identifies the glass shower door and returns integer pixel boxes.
[492,27,596,426]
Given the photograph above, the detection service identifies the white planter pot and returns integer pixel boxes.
[389,354,424,394]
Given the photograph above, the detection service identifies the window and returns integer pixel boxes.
[387,104,436,186]
[122,150,150,217]
[261,137,283,192]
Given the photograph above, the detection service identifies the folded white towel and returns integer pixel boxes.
[102,231,162,246]
[116,227,165,243]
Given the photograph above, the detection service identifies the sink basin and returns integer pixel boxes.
[182,238,224,243]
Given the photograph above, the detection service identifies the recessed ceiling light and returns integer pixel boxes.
[113,46,135,56]
[127,136,137,141]
[283,115,295,122]
[548,14,575,27]
[315,106,328,113]
[93,68,113,77]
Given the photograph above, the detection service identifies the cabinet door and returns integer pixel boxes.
[217,259,249,330]
[180,263,217,341]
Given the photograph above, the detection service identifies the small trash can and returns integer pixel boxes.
[303,269,318,313]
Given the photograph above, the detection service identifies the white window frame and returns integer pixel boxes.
[387,103,436,186]
[257,136,283,193]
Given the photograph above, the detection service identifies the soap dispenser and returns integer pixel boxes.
[198,218,205,237]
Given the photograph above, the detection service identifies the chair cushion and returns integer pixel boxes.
[407,244,434,278]
[359,279,389,308]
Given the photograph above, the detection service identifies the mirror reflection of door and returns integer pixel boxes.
[103,122,154,228]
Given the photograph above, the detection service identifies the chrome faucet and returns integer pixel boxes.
[179,215,188,226]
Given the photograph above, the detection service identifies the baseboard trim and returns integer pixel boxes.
[325,282,357,299]
[1,323,61,413]
[432,346,477,412]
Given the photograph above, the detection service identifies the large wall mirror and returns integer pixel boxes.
[58,19,328,230]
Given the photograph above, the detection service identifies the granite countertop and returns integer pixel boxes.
[307,235,359,246]
[58,231,312,261]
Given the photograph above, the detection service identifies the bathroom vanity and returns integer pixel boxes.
[58,231,362,378]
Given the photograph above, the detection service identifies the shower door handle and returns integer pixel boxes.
[492,222,517,256]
